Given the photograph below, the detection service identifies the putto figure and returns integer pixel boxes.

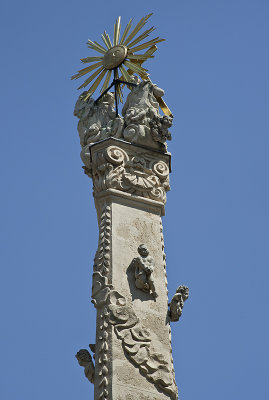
[169,285,189,322]
[130,244,158,298]
[75,348,95,383]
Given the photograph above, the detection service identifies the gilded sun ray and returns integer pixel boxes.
[71,14,165,102]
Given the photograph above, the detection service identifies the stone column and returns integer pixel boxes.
[74,80,188,400]
[89,138,178,400]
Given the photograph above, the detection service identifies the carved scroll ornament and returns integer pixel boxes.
[91,145,170,203]
[91,275,178,399]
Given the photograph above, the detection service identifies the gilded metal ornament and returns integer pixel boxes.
[103,45,128,70]
[71,14,171,115]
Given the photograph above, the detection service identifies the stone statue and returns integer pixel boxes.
[74,91,124,147]
[73,16,190,400]
[150,114,173,143]
[169,285,189,322]
[130,244,158,298]
[75,347,95,383]
[74,80,173,153]
[122,80,172,149]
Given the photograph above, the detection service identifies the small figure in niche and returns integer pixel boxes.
[130,244,158,299]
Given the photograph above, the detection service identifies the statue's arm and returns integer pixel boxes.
[130,257,138,268]
[152,84,165,98]
[146,257,154,273]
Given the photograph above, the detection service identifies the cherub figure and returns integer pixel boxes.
[75,346,95,383]
[150,114,173,143]
[130,244,158,298]
[169,285,189,322]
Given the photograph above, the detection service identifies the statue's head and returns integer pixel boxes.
[101,92,114,106]
[176,285,189,301]
[75,349,92,367]
[129,75,141,87]
[138,244,149,257]
[162,115,173,128]
[74,92,94,119]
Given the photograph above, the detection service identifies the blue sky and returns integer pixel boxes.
[1,1,269,399]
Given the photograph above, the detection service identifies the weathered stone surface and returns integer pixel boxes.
[122,80,172,150]
[75,82,189,400]
[81,138,171,208]
[169,286,189,322]
[75,348,95,383]
[89,195,177,400]
[74,80,173,153]
[130,244,158,298]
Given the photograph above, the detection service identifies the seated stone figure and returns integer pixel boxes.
[169,285,189,322]
[130,244,158,298]
[74,91,123,146]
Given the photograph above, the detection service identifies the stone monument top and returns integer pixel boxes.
[72,14,189,400]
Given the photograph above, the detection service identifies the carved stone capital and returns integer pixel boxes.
[85,138,170,205]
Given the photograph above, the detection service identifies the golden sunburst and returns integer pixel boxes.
[71,14,164,102]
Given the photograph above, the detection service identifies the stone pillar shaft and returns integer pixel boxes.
[89,139,177,400]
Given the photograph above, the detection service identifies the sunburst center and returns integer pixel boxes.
[103,45,128,70]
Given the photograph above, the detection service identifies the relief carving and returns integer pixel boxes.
[90,203,112,400]
[90,273,178,400]
[122,80,172,148]
[93,204,112,277]
[85,207,186,399]
[92,271,112,308]
[74,92,123,146]
[91,145,170,203]
[107,290,178,399]
[169,286,189,322]
[96,307,110,400]
[130,244,158,299]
